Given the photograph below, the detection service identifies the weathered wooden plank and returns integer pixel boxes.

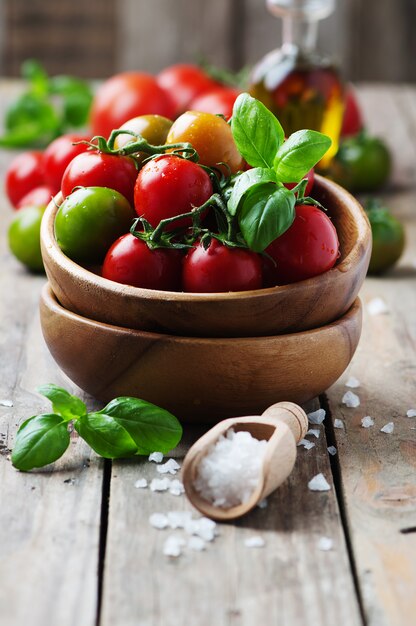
[0,94,103,624]
[326,85,416,626]
[118,0,237,73]
[101,404,362,626]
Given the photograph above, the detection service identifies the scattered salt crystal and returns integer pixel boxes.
[367,297,389,316]
[327,446,337,456]
[346,376,360,388]
[150,477,171,492]
[407,409,416,418]
[306,429,320,439]
[157,459,181,475]
[317,536,333,551]
[342,391,360,408]
[194,429,268,508]
[244,536,265,548]
[134,478,148,489]
[163,535,186,557]
[149,513,169,529]
[185,517,217,542]
[361,416,374,428]
[307,409,326,425]
[167,510,193,529]
[168,479,185,496]
[257,498,268,509]
[149,452,164,463]
[308,473,331,492]
[188,536,206,551]
[334,419,344,430]
[297,438,316,450]
[380,422,394,434]
[0,399,13,407]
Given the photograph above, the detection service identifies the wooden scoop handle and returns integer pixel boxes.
[262,402,308,443]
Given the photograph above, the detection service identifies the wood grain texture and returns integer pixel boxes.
[41,177,371,338]
[326,85,416,626]
[0,97,103,624]
[100,399,362,626]
[40,285,362,422]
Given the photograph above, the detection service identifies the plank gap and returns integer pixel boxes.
[320,393,367,626]
[96,459,112,626]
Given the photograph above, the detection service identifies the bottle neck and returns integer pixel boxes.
[281,16,318,55]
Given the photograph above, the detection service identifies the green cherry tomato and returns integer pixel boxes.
[329,133,391,193]
[55,187,135,263]
[8,205,45,272]
[366,202,405,275]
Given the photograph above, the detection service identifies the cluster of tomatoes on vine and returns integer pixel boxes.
[5,73,340,291]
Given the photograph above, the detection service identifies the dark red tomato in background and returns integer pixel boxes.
[102,233,182,290]
[5,151,45,208]
[183,239,263,293]
[16,185,54,209]
[189,87,240,120]
[43,134,90,194]
[340,86,364,137]
[134,155,213,229]
[90,72,176,138]
[264,204,339,285]
[284,168,315,197]
[61,152,138,205]
[157,64,217,117]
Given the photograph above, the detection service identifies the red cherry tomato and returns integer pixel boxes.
[284,168,315,196]
[189,88,240,121]
[90,72,176,138]
[183,239,263,293]
[157,64,217,117]
[61,152,138,205]
[43,134,90,194]
[5,151,45,208]
[134,155,213,229]
[341,87,364,137]
[102,233,182,291]
[16,185,54,209]
[265,204,339,285]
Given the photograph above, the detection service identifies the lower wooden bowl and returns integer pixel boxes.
[40,284,362,424]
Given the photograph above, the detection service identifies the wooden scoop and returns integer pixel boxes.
[182,402,308,521]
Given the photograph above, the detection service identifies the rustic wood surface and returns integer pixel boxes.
[2,0,415,81]
[0,82,415,626]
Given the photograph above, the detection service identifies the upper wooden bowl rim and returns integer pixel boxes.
[43,283,362,343]
[42,175,370,302]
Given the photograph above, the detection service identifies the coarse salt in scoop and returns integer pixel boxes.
[182,402,308,521]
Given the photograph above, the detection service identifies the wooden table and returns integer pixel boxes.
[0,83,415,626]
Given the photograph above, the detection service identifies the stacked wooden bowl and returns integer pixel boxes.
[40,176,371,423]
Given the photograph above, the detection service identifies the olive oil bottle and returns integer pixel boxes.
[250,0,344,167]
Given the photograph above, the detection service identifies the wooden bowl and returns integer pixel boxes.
[40,176,371,338]
[40,284,362,424]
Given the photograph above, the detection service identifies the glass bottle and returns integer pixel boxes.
[250,0,344,167]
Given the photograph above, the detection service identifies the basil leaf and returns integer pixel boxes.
[12,414,70,471]
[98,397,182,454]
[239,183,295,252]
[231,93,285,168]
[227,168,277,216]
[273,130,332,183]
[37,384,86,421]
[75,413,138,459]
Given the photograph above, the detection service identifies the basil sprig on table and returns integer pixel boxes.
[11,385,182,471]
[228,93,332,252]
